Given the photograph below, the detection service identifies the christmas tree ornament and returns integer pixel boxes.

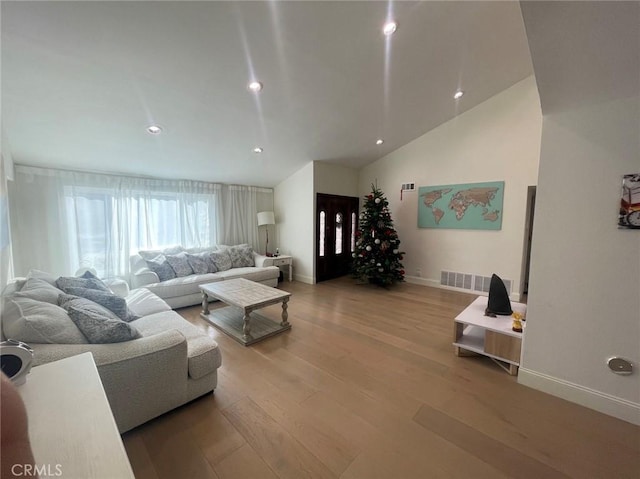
[375,198,381,204]
[366,245,372,251]
[374,239,380,244]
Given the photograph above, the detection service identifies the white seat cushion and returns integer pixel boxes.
[125,288,172,316]
[216,266,280,282]
[133,311,221,379]
[143,274,223,299]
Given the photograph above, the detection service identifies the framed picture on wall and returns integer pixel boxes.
[417,181,505,230]
[618,173,640,229]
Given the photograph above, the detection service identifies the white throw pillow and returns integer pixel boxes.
[25,269,57,286]
[2,297,88,344]
[14,278,65,304]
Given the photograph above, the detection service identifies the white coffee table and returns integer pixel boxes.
[200,278,291,346]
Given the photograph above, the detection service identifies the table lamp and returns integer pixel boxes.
[257,211,275,256]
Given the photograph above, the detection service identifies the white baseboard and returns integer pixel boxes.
[404,276,521,301]
[293,274,314,285]
[404,275,434,287]
[518,368,640,425]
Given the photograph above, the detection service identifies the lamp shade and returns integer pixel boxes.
[257,211,275,226]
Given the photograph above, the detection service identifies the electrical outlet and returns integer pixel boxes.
[416,268,422,277]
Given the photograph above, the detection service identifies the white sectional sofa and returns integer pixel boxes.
[1,276,222,433]
[130,246,280,309]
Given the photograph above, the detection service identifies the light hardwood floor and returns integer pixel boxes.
[122,278,640,479]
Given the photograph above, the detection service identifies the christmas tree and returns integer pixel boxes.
[352,184,405,286]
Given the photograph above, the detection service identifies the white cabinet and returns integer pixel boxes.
[453,296,527,375]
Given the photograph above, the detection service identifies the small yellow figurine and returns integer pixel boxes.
[512,312,523,332]
[512,318,523,332]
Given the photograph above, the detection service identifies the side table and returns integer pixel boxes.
[453,296,527,375]
[268,255,293,282]
[16,353,135,479]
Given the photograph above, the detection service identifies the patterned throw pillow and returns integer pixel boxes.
[145,256,177,282]
[56,274,111,293]
[165,252,194,277]
[210,250,232,272]
[186,252,217,274]
[228,244,255,268]
[64,287,140,322]
[14,278,65,304]
[59,294,140,344]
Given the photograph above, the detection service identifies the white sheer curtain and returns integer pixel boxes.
[8,166,272,279]
[217,185,273,248]
[0,154,14,288]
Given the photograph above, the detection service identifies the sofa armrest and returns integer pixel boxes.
[30,331,190,432]
[131,268,159,289]
[253,252,273,267]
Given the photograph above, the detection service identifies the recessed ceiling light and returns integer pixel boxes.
[383,21,397,36]
[248,81,263,92]
[146,125,162,135]
[454,90,464,100]
[376,139,384,145]
[253,147,263,154]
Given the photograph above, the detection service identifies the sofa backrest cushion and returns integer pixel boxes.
[185,246,218,255]
[138,245,185,261]
[228,244,255,268]
[186,252,217,274]
[165,252,194,277]
[210,250,233,272]
[2,296,89,344]
[14,278,65,304]
[59,294,141,343]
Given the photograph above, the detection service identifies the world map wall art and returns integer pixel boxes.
[418,181,505,230]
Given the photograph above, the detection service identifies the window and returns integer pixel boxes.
[351,212,356,252]
[65,185,216,277]
[335,212,343,254]
[319,211,326,257]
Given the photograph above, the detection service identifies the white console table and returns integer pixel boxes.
[17,353,134,479]
[453,296,527,375]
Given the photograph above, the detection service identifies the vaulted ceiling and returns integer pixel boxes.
[1,1,533,187]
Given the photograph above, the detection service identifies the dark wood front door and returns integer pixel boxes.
[316,193,359,282]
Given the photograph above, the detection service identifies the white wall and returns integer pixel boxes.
[358,77,542,297]
[274,162,315,284]
[314,162,359,198]
[520,1,640,424]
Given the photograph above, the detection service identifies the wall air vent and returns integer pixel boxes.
[441,271,512,295]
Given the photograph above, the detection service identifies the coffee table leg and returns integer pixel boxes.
[201,292,210,315]
[242,311,251,340]
[281,298,289,327]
